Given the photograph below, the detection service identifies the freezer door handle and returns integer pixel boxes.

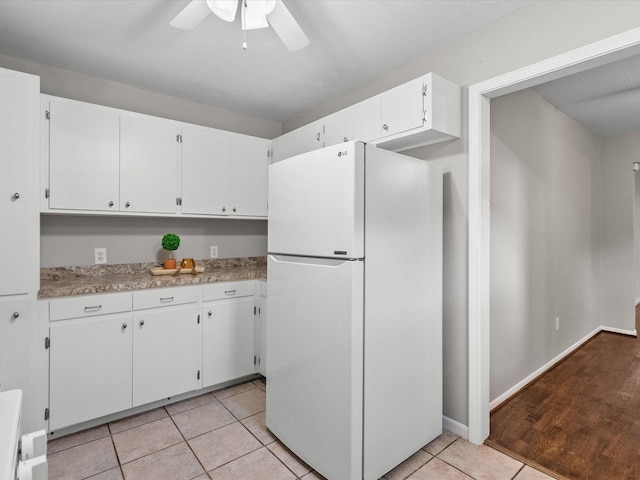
[268,254,362,266]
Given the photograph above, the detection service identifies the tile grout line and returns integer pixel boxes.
[164,405,211,479]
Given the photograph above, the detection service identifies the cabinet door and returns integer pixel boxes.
[181,125,229,215]
[133,305,201,407]
[379,77,424,137]
[271,120,323,163]
[0,302,32,394]
[49,314,133,430]
[202,297,255,388]
[120,114,179,214]
[227,134,269,217]
[324,110,353,148]
[352,98,381,142]
[0,70,39,295]
[258,295,267,376]
[49,100,120,211]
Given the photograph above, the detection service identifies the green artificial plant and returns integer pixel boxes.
[161,233,180,259]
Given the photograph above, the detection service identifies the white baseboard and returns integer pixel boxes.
[602,325,637,337]
[489,327,601,410]
[443,415,468,440]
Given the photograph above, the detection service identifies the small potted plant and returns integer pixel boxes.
[161,233,180,269]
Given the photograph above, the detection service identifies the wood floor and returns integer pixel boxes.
[487,325,640,480]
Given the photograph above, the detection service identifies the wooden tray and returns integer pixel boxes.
[150,266,205,276]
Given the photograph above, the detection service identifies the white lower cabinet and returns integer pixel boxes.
[202,282,256,388]
[47,280,262,431]
[132,304,202,407]
[49,313,133,431]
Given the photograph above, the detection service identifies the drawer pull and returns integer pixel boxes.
[84,305,102,312]
[224,290,236,296]
[208,311,212,317]
[140,320,145,326]
[160,296,174,303]
[122,322,128,329]
[12,312,19,319]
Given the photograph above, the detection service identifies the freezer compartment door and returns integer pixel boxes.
[268,142,365,258]
[266,254,363,480]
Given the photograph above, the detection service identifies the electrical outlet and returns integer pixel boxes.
[555,317,560,331]
[210,246,218,258]
[94,248,107,264]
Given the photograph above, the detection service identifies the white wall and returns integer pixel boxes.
[40,215,267,267]
[287,1,640,426]
[489,89,602,401]
[0,54,280,139]
[600,132,640,329]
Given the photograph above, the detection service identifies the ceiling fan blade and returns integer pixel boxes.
[169,0,212,30]
[267,0,309,51]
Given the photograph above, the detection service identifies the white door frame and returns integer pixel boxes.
[467,27,640,445]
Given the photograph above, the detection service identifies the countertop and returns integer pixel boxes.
[39,257,267,299]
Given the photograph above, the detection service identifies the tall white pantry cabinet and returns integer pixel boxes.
[0,67,48,434]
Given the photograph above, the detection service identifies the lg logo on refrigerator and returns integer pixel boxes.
[337,151,349,157]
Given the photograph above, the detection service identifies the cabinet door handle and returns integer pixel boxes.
[343,137,348,142]
[160,296,174,303]
[224,290,236,296]
[13,192,20,200]
[222,206,226,213]
[108,201,114,207]
[12,312,19,319]
[125,202,131,208]
[208,311,212,317]
[122,322,128,329]
[232,207,237,213]
[84,305,102,312]
[382,124,389,131]
[316,133,320,141]
[139,320,145,326]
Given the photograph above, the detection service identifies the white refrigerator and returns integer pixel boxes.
[266,141,442,480]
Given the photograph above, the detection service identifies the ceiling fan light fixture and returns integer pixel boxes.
[242,0,276,30]
[207,0,238,22]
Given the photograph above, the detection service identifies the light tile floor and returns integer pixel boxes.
[47,378,555,480]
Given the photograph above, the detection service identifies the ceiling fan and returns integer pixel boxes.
[169,0,310,51]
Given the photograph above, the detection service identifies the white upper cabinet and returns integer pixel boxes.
[181,127,268,217]
[272,72,460,160]
[1,68,39,296]
[352,99,381,143]
[379,77,425,138]
[227,133,269,217]
[42,95,270,219]
[272,120,323,163]
[324,109,354,148]
[181,125,229,215]
[48,99,120,212]
[372,73,461,151]
[120,114,180,214]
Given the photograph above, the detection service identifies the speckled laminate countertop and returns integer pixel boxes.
[39,257,266,298]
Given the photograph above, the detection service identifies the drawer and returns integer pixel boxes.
[50,292,132,321]
[202,281,255,302]
[133,286,200,311]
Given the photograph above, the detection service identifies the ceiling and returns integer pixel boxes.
[533,54,640,138]
[0,0,530,124]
